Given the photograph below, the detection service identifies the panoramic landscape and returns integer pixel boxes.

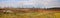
[0,7,60,18]
[0,0,60,18]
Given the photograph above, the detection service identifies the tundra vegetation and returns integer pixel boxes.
[0,12,55,18]
[0,8,60,18]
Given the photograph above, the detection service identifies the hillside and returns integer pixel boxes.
[0,8,60,13]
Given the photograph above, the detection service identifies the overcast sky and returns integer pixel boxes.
[0,0,60,8]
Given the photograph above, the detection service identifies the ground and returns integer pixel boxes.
[0,8,60,18]
[0,12,59,18]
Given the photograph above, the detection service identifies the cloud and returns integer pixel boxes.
[0,0,60,8]
[35,0,60,8]
[0,0,36,8]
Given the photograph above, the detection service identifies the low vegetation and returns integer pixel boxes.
[0,8,60,18]
[0,12,55,18]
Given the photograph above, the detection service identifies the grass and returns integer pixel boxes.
[54,13,60,18]
[0,12,56,18]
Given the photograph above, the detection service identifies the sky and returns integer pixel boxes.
[0,0,60,8]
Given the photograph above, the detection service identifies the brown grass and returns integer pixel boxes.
[0,8,60,13]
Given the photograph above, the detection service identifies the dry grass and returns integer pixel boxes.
[0,12,55,18]
[0,8,60,18]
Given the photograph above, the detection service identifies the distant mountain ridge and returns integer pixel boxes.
[47,7,60,10]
